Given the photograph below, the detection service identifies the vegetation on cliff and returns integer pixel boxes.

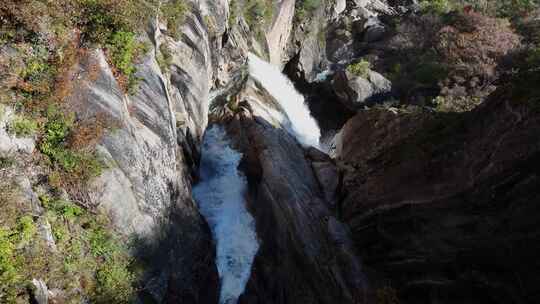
[295,0,321,22]
[375,0,538,112]
[0,0,193,301]
[0,181,135,303]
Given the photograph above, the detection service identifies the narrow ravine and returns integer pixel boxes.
[192,125,259,304]
[194,55,324,303]
[248,53,321,148]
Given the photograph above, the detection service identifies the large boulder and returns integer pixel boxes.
[332,69,392,110]
[336,91,540,303]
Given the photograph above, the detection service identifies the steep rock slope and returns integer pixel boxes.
[222,79,367,304]
[63,8,220,302]
[336,91,540,303]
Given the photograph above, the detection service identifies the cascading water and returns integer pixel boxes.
[248,53,321,148]
[193,125,259,304]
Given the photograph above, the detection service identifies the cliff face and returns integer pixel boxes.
[224,79,366,304]
[3,0,539,303]
[336,93,540,303]
[63,7,219,303]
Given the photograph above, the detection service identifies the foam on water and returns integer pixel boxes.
[193,125,259,304]
[248,53,321,147]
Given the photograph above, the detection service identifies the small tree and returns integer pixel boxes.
[347,59,371,78]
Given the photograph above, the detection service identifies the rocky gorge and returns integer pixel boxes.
[1,0,539,303]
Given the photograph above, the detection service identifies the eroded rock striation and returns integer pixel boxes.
[336,91,540,303]
[62,6,223,302]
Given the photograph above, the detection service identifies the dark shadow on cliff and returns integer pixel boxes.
[222,112,368,304]
[130,183,219,304]
[337,82,540,304]
[283,53,356,136]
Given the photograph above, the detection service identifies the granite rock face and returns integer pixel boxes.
[64,7,221,302]
[267,0,296,66]
[336,92,540,303]
[0,106,36,155]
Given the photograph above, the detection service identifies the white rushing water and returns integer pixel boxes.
[248,53,321,147]
[193,125,259,304]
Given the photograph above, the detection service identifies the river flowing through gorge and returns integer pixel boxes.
[193,125,259,304]
[193,55,324,303]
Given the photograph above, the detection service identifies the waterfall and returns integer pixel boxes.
[248,53,321,148]
[193,125,259,304]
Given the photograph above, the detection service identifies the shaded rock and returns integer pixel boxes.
[326,23,355,64]
[337,91,540,303]
[312,161,340,206]
[306,146,332,162]
[363,18,386,42]
[227,80,367,304]
[306,147,340,206]
[332,69,392,110]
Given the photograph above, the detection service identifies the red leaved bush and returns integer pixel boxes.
[436,11,521,85]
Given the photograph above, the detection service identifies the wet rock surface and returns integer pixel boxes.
[224,78,367,304]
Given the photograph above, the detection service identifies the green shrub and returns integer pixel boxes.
[0,228,21,302]
[23,50,53,82]
[301,0,321,11]
[434,95,482,112]
[39,109,74,165]
[244,0,273,29]
[295,0,321,21]
[418,0,539,19]
[89,227,135,303]
[16,216,36,244]
[498,0,539,18]
[420,0,453,14]
[107,31,137,77]
[74,1,151,92]
[229,0,238,27]
[468,0,539,19]
[39,108,105,181]
[77,0,151,44]
[8,116,38,137]
[0,156,15,169]
[161,0,189,39]
[106,30,148,92]
[157,43,173,72]
[95,256,135,303]
[413,61,448,86]
[347,59,371,78]
[36,194,137,303]
[44,197,85,220]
